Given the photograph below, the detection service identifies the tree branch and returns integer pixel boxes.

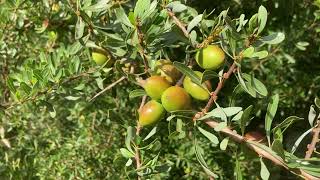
[193,62,237,121]
[205,120,318,180]
[89,76,126,102]
[166,9,189,38]
[135,95,147,180]
[305,120,320,159]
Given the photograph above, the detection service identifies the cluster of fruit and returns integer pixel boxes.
[139,45,226,127]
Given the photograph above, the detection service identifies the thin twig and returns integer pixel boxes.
[135,95,147,180]
[205,120,318,180]
[305,120,320,159]
[136,18,149,73]
[166,9,189,38]
[89,76,126,102]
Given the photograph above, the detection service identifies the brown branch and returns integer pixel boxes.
[193,62,237,121]
[135,95,147,180]
[89,76,126,102]
[166,9,189,38]
[205,120,319,180]
[136,19,149,73]
[305,120,320,159]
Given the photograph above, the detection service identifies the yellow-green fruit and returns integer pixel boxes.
[144,76,171,100]
[92,51,108,65]
[155,59,181,84]
[195,45,225,70]
[183,71,212,101]
[139,100,165,126]
[161,86,191,112]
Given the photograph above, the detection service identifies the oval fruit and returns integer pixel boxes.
[161,86,191,112]
[195,45,225,70]
[139,100,165,126]
[183,71,212,101]
[155,59,181,84]
[144,76,171,100]
[92,51,108,65]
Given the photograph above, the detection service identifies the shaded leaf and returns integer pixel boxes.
[265,94,279,146]
[198,127,219,145]
[129,89,146,99]
[240,105,253,135]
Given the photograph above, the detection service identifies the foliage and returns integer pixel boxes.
[0,0,320,179]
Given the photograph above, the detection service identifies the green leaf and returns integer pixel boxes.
[194,142,218,178]
[240,105,253,135]
[232,111,243,122]
[20,82,32,95]
[257,6,268,34]
[260,158,270,180]
[272,116,303,133]
[125,126,135,154]
[242,73,268,97]
[187,14,203,33]
[173,62,203,88]
[129,89,146,99]
[214,122,227,132]
[143,126,157,141]
[315,97,320,109]
[83,0,111,12]
[201,70,219,83]
[6,78,16,93]
[134,0,150,19]
[199,107,227,121]
[167,1,187,13]
[242,46,254,58]
[115,8,134,28]
[308,105,318,127]
[120,148,135,158]
[220,137,229,150]
[125,158,133,166]
[235,158,243,180]
[223,107,242,117]
[265,94,279,146]
[252,50,268,59]
[291,128,313,153]
[198,127,219,145]
[75,17,85,40]
[260,32,285,45]
[271,139,285,160]
[65,96,81,101]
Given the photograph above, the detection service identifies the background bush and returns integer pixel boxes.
[0,0,319,179]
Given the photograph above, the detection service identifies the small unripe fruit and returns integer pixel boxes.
[161,86,191,112]
[183,71,212,101]
[144,76,171,100]
[92,51,109,65]
[139,100,165,126]
[155,59,181,84]
[195,45,225,70]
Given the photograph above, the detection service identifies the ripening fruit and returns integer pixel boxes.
[92,51,109,65]
[183,71,212,101]
[161,86,191,112]
[155,59,181,84]
[139,100,165,126]
[195,45,225,70]
[144,76,171,100]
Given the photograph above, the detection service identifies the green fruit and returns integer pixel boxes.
[155,59,181,84]
[195,45,225,70]
[183,71,212,101]
[92,51,108,65]
[161,86,191,112]
[139,100,165,126]
[144,76,171,100]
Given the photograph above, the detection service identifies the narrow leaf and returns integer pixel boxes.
[198,127,219,145]
[265,94,279,146]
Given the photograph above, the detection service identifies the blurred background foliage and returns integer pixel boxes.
[0,0,319,179]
